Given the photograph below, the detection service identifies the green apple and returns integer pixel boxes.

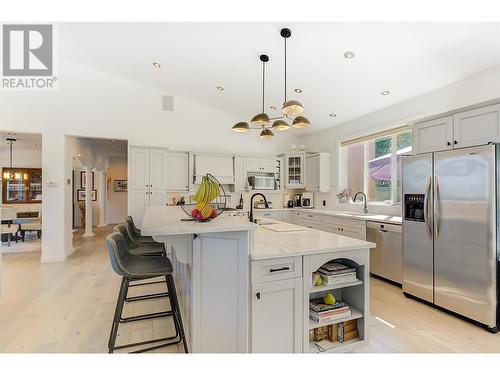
[323,292,336,305]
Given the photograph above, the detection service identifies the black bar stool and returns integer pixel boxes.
[113,223,168,302]
[125,216,158,245]
[106,232,188,353]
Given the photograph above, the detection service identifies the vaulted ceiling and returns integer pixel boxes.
[59,22,500,133]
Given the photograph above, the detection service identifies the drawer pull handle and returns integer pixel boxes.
[378,229,388,233]
[269,266,290,273]
[256,292,261,299]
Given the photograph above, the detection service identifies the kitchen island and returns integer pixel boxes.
[141,206,375,353]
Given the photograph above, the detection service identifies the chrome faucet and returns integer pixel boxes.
[353,192,368,214]
[249,193,269,223]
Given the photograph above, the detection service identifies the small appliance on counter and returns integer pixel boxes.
[301,192,314,208]
[236,194,243,210]
[287,200,294,208]
[294,194,302,207]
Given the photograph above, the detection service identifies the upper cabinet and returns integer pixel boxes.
[193,153,235,184]
[246,158,276,173]
[284,152,305,188]
[305,153,331,192]
[412,103,500,154]
[453,104,500,149]
[412,116,453,154]
[129,147,151,190]
[148,149,168,190]
[166,152,189,191]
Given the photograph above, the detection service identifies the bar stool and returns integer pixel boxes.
[113,223,168,302]
[106,232,188,353]
[125,216,157,245]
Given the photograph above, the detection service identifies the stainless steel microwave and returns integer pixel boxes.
[248,175,275,190]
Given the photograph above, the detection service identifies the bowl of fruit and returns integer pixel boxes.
[181,173,226,222]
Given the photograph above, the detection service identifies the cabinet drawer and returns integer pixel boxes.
[297,211,324,222]
[324,216,363,230]
[324,223,365,240]
[255,210,282,220]
[252,256,302,283]
[297,218,324,231]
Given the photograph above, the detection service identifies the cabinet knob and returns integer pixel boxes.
[447,141,451,146]
[256,292,261,300]
[454,140,458,145]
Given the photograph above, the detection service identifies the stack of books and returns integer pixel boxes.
[309,298,352,324]
[318,262,357,285]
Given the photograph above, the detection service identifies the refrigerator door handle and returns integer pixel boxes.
[434,176,440,238]
[423,177,432,239]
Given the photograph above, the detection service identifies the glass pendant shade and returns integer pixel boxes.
[259,128,275,140]
[232,122,250,133]
[272,120,291,132]
[292,115,311,129]
[282,100,304,116]
[3,171,11,180]
[250,113,270,126]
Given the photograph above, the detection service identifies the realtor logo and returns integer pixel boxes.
[1,24,57,89]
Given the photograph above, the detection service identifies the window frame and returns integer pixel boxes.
[339,127,411,205]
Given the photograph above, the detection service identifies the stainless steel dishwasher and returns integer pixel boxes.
[366,221,402,284]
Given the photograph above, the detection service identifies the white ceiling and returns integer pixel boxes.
[59,22,500,134]
[0,131,42,150]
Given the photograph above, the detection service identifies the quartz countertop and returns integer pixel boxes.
[141,206,257,236]
[253,207,402,225]
[251,220,376,260]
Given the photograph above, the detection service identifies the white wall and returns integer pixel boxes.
[0,148,42,169]
[106,156,128,224]
[300,65,500,215]
[0,62,297,262]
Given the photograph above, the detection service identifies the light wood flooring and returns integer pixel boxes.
[0,225,498,353]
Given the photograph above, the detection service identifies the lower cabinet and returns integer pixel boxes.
[128,189,167,227]
[251,278,303,353]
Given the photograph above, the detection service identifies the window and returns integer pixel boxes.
[340,127,411,204]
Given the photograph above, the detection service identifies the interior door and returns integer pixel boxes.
[402,153,434,302]
[433,145,497,327]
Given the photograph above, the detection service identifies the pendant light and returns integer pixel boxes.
[2,138,27,181]
[231,27,310,139]
[280,28,304,116]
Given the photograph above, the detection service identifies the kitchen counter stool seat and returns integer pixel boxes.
[106,232,188,353]
[125,216,157,244]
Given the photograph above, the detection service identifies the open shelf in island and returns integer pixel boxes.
[309,279,363,293]
[308,337,364,354]
[309,306,363,330]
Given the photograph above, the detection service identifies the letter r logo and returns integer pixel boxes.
[2,24,53,76]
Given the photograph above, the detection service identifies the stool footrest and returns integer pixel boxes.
[125,291,168,302]
[120,310,173,323]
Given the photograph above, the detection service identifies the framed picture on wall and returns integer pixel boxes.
[80,171,95,189]
[114,180,128,192]
[77,189,97,201]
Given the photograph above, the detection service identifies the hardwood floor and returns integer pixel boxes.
[0,225,498,353]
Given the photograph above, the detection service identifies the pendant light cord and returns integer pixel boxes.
[284,36,287,104]
[262,60,265,113]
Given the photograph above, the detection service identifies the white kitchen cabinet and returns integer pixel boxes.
[324,216,366,240]
[305,153,331,192]
[149,149,168,190]
[166,152,189,191]
[128,146,169,227]
[453,104,500,149]
[252,277,303,353]
[246,158,276,173]
[129,147,150,190]
[128,189,149,227]
[255,210,282,220]
[412,116,453,154]
[282,152,306,188]
[281,210,296,224]
[234,156,248,192]
[193,153,235,184]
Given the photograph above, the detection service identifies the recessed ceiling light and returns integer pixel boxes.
[216,86,224,91]
[152,62,161,68]
[344,51,355,59]
[380,90,390,96]
[329,113,336,118]
[269,105,277,110]
[294,88,302,93]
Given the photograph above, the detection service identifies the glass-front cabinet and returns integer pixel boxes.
[284,152,305,188]
[2,168,42,204]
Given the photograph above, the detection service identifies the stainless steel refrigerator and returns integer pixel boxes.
[402,144,498,332]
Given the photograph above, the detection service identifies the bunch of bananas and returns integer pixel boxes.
[191,175,220,220]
